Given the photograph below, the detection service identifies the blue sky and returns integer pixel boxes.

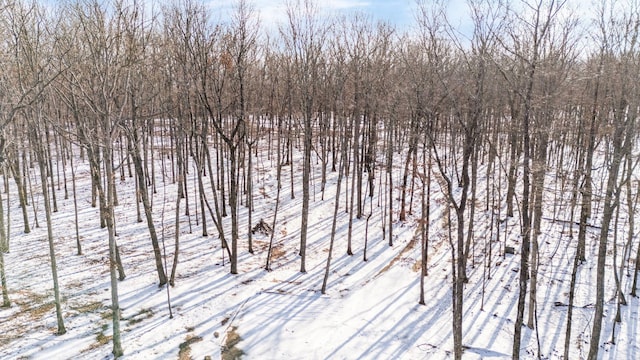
[345,0,415,27]
[44,0,594,41]
[207,0,472,33]
[209,0,414,28]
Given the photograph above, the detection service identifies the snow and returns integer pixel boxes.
[1,138,639,360]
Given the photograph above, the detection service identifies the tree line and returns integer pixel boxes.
[0,0,639,359]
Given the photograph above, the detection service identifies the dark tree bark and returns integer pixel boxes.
[126,113,168,287]
[33,126,66,335]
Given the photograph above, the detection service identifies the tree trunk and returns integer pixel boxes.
[129,129,168,287]
[0,249,8,307]
[247,141,255,254]
[577,57,601,261]
[10,160,30,234]
[528,133,547,329]
[69,145,82,255]
[387,118,394,246]
[564,229,581,360]
[265,116,283,271]
[587,117,627,360]
[45,124,58,213]
[299,113,312,272]
[0,181,6,254]
[102,150,124,358]
[632,179,640,297]
[229,146,240,275]
[170,147,184,286]
[35,130,66,335]
[321,118,347,294]
[419,143,431,305]
[0,181,9,306]
[513,60,535,360]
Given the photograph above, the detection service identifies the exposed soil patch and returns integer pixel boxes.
[221,326,244,360]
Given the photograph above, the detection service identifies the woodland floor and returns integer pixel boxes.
[0,141,639,359]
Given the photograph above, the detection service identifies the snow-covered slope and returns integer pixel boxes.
[1,143,638,360]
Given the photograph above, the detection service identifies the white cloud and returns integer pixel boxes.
[325,0,371,10]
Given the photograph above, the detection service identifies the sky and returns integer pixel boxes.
[42,0,598,44]
[207,0,440,28]
[206,0,599,41]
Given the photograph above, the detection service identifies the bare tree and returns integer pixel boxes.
[587,3,639,357]
[119,0,168,287]
[281,0,328,273]
[226,0,259,269]
[496,1,568,357]
[62,1,141,355]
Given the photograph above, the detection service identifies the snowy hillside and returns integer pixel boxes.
[1,140,638,360]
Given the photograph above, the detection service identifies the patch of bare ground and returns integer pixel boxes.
[376,230,420,278]
[81,323,111,353]
[178,334,203,360]
[221,326,244,360]
[255,239,286,262]
[69,300,103,314]
[124,307,154,326]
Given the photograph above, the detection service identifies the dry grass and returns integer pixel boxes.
[221,316,230,326]
[70,301,103,314]
[376,234,419,278]
[255,240,286,263]
[95,331,112,346]
[0,290,65,350]
[65,280,86,290]
[0,334,20,348]
[13,291,59,322]
[270,244,286,261]
[178,334,203,360]
[28,302,57,320]
[100,310,113,320]
[82,324,111,353]
[412,259,422,273]
[221,326,244,360]
[125,307,154,325]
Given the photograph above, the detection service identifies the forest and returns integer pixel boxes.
[1,0,640,359]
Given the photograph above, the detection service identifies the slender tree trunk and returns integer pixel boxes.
[419,143,431,305]
[512,23,542,353]
[587,118,627,360]
[577,58,601,261]
[35,131,66,335]
[10,160,30,234]
[632,181,640,297]
[321,120,347,294]
[230,146,240,275]
[129,129,168,286]
[69,145,81,255]
[399,143,415,222]
[564,227,581,359]
[205,143,228,252]
[170,147,184,286]
[2,168,9,254]
[506,127,519,218]
[0,249,8,307]
[462,146,479,283]
[387,118,394,246]
[299,112,312,272]
[247,142,254,254]
[196,150,208,237]
[0,177,9,306]
[528,133,548,329]
[0,180,6,254]
[102,149,123,358]
[265,117,283,271]
[347,118,357,255]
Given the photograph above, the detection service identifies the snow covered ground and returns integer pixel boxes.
[1,140,639,360]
